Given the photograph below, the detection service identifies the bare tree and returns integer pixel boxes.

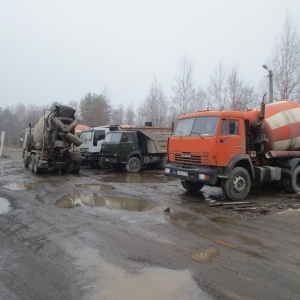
[172,56,196,115]
[110,104,124,124]
[227,65,258,110]
[271,14,300,101]
[124,104,135,125]
[138,77,168,126]
[207,62,257,111]
[207,60,228,110]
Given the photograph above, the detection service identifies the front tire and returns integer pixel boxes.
[126,157,141,173]
[181,180,204,192]
[223,167,251,201]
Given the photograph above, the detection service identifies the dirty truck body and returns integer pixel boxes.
[165,101,300,201]
[100,127,171,172]
[23,105,83,174]
[79,125,119,167]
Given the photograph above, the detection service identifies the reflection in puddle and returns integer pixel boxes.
[3,182,37,190]
[66,246,209,300]
[190,247,219,263]
[75,183,115,190]
[56,193,164,212]
[0,197,10,214]
[99,172,177,183]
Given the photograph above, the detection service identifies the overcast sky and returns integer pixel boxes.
[1,0,300,110]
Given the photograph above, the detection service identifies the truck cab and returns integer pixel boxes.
[165,110,253,200]
[79,126,114,167]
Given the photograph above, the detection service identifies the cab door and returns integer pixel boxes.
[120,133,136,159]
[217,118,245,166]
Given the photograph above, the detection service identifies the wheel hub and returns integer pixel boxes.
[232,176,245,193]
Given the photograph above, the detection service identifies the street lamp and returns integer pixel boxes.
[262,65,273,103]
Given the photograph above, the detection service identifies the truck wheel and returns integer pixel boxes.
[291,165,300,193]
[28,155,33,172]
[223,167,250,201]
[23,150,29,168]
[33,156,41,174]
[99,160,110,169]
[126,157,141,173]
[72,163,81,173]
[181,180,204,192]
[159,155,167,169]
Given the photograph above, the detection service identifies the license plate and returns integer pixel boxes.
[177,171,188,177]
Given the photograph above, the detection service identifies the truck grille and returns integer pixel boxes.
[170,151,209,165]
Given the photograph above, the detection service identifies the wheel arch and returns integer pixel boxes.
[224,154,254,180]
[126,151,143,164]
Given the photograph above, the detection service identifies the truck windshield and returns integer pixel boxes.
[173,116,219,137]
[104,132,123,143]
[80,130,93,142]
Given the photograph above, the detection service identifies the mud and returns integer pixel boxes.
[0,150,300,300]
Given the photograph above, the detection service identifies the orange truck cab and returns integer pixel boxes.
[164,101,300,201]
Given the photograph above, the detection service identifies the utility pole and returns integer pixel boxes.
[262,65,274,103]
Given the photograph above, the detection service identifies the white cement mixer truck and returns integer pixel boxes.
[22,105,83,174]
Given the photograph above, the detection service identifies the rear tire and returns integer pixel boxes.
[23,150,29,168]
[126,157,141,173]
[291,165,300,193]
[181,180,204,192]
[33,156,41,174]
[223,167,251,201]
[28,155,33,172]
[72,163,81,174]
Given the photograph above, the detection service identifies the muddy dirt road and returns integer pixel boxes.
[0,150,300,300]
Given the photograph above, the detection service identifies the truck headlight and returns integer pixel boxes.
[165,168,170,174]
[199,174,210,180]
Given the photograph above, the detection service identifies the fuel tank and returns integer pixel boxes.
[245,101,300,151]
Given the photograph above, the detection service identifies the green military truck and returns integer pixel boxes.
[100,127,171,172]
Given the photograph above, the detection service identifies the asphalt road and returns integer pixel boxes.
[0,149,300,300]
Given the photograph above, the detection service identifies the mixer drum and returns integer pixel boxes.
[260,101,300,151]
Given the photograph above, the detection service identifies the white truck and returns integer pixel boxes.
[79,125,120,168]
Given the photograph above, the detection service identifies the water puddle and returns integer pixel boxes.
[190,246,219,263]
[3,182,37,190]
[56,193,164,212]
[75,183,115,190]
[66,246,209,300]
[0,197,10,214]
[99,172,177,183]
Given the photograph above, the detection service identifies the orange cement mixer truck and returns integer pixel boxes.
[164,100,300,201]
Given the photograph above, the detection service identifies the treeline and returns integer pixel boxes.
[1,15,300,147]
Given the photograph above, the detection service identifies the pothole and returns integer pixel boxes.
[56,193,164,212]
[3,182,37,190]
[99,172,177,183]
[75,184,115,190]
[0,197,11,214]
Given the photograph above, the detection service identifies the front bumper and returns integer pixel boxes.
[164,162,218,185]
[100,157,119,164]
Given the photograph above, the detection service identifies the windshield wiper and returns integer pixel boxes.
[191,131,204,139]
